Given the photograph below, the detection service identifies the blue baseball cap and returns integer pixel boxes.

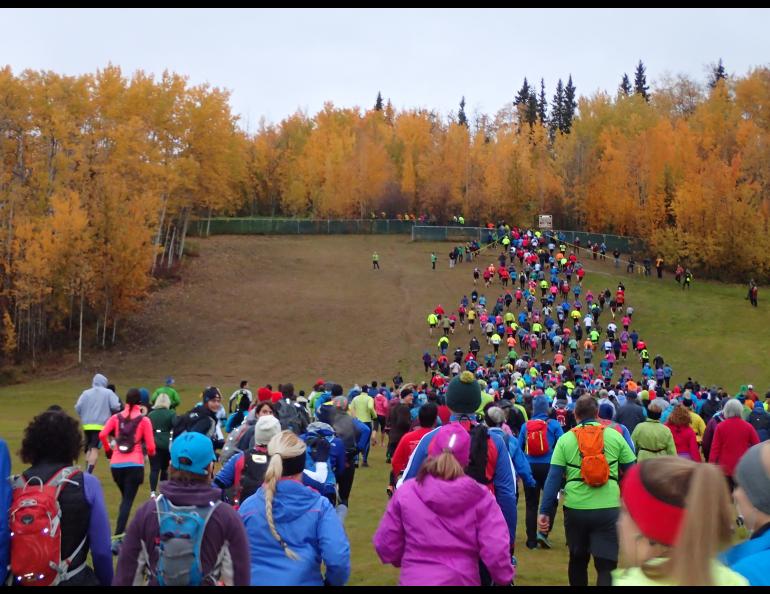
[171,432,216,475]
[165,376,175,386]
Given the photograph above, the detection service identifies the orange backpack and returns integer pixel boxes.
[569,424,610,487]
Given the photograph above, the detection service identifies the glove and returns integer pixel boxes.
[311,439,330,463]
[105,448,113,460]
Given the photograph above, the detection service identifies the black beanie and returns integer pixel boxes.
[446,371,482,414]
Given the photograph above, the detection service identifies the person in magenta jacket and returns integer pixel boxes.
[99,388,156,552]
[709,399,760,489]
[373,423,513,586]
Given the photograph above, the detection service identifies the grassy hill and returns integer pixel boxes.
[0,235,764,585]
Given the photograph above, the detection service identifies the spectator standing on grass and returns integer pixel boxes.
[372,251,380,269]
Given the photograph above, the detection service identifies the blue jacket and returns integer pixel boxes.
[518,415,564,465]
[721,524,770,585]
[488,427,537,489]
[398,420,518,544]
[0,439,10,585]
[239,480,350,586]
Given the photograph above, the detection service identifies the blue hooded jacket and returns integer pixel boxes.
[721,525,770,585]
[239,480,350,586]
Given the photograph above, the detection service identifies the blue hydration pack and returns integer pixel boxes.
[155,495,220,586]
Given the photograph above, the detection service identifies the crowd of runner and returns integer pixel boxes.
[1,225,768,587]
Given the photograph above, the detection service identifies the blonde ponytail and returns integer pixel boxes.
[263,431,306,560]
[636,458,733,586]
[669,462,733,586]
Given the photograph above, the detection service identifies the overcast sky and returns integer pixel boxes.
[2,8,768,130]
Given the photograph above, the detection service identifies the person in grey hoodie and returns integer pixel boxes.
[75,373,121,474]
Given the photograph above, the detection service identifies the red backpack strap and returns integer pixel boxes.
[233,454,246,504]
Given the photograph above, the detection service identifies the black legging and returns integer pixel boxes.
[111,466,144,535]
[337,452,357,506]
[568,553,615,587]
[149,449,171,491]
[524,463,557,547]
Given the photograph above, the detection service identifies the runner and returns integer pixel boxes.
[75,373,121,474]
[612,458,746,586]
[239,431,350,586]
[114,432,250,586]
[99,388,156,556]
[538,395,636,587]
[374,423,513,586]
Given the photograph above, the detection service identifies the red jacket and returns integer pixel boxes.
[708,417,760,477]
[391,426,434,477]
[665,423,701,461]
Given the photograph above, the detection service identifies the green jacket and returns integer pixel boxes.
[147,407,176,451]
[350,393,376,423]
[631,419,676,461]
[151,386,181,409]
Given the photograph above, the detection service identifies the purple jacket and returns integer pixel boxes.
[373,474,513,586]
[113,480,250,586]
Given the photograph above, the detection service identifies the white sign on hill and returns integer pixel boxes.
[538,214,552,230]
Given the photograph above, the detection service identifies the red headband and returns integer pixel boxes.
[621,464,685,547]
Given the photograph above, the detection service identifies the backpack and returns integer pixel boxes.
[302,435,338,497]
[233,445,270,506]
[116,412,144,453]
[219,422,254,466]
[554,407,568,428]
[10,466,86,586]
[172,410,214,441]
[155,495,220,586]
[568,425,611,487]
[525,419,551,456]
[276,399,309,435]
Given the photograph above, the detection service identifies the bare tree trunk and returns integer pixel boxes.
[206,207,212,237]
[78,290,84,365]
[177,207,190,259]
[68,289,75,332]
[151,194,168,275]
[159,222,172,269]
[166,224,177,270]
[95,316,100,344]
[102,298,109,347]
[111,318,117,345]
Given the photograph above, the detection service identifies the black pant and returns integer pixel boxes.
[338,452,357,506]
[111,466,144,535]
[149,448,171,491]
[563,507,619,586]
[524,463,557,547]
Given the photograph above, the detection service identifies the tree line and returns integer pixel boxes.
[0,59,767,365]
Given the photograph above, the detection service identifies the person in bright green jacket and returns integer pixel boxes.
[150,376,180,410]
[631,400,676,462]
[612,457,747,586]
[349,387,377,467]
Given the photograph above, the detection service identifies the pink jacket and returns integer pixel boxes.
[99,407,156,466]
[373,474,513,586]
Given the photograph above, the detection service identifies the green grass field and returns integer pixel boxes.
[0,235,765,585]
